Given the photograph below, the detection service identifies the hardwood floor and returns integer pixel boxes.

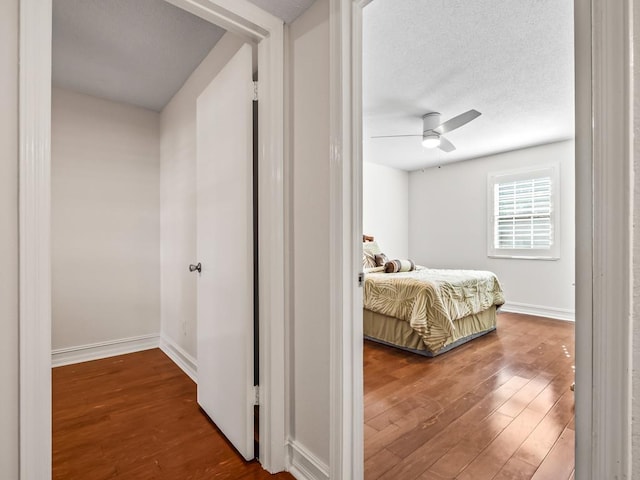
[53,312,573,479]
[53,349,294,480]
[364,312,575,480]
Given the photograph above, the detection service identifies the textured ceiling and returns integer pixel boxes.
[363,0,575,171]
[53,0,316,111]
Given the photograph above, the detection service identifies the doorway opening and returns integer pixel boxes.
[19,0,287,477]
[329,0,633,478]
[358,0,576,478]
[50,0,260,474]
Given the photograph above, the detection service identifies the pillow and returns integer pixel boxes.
[362,241,382,268]
[362,241,382,256]
[374,253,388,267]
[363,250,377,268]
[384,259,416,273]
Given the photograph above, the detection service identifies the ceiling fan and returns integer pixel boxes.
[371,109,481,152]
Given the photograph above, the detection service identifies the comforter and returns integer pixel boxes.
[364,267,505,343]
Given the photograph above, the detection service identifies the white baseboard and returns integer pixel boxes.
[51,333,160,367]
[159,335,198,383]
[500,301,575,322]
[287,440,329,480]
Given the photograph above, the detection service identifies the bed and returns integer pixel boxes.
[362,236,505,356]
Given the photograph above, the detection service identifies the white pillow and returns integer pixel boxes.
[362,241,382,268]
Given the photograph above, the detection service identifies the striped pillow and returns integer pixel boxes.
[384,259,416,273]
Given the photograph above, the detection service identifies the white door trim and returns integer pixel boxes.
[328,1,369,479]
[581,1,633,477]
[328,0,633,479]
[18,0,286,477]
[19,2,52,479]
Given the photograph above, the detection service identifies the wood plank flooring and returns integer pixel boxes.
[364,312,575,480]
[53,312,573,479]
[53,349,294,480]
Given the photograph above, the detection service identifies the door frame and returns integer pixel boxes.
[19,0,286,477]
[328,0,633,479]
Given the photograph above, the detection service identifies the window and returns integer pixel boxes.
[487,165,560,259]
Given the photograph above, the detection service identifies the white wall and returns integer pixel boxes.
[0,0,19,475]
[287,0,331,466]
[409,141,575,319]
[160,32,245,359]
[363,162,409,258]
[51,88,161,349]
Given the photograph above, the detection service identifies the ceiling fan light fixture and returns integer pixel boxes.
[371,109,480,154]
[422,133,441,148]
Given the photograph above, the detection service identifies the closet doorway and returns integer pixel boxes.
[19,0,287,476]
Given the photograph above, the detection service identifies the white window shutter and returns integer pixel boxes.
[487,165,560,260]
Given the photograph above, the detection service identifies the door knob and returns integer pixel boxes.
[189,262,202,273]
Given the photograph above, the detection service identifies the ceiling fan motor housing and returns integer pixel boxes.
[422,112,441,133]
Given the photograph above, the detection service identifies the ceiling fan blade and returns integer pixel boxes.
[438,136,456,153]
[434,109,481,134]
[371,134,422,138]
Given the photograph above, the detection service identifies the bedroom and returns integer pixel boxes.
[360,1,575,479]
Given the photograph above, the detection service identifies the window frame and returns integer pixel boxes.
[487,164,561,260]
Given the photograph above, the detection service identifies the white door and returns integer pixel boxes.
[195,43,254,460]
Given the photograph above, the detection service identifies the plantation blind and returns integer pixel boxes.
[494,176,553,250]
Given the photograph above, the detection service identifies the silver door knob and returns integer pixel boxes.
[189,263,202,273]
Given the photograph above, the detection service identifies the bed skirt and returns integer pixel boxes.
[363,306,497,357]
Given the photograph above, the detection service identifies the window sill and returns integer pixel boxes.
[488,254,560,261]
